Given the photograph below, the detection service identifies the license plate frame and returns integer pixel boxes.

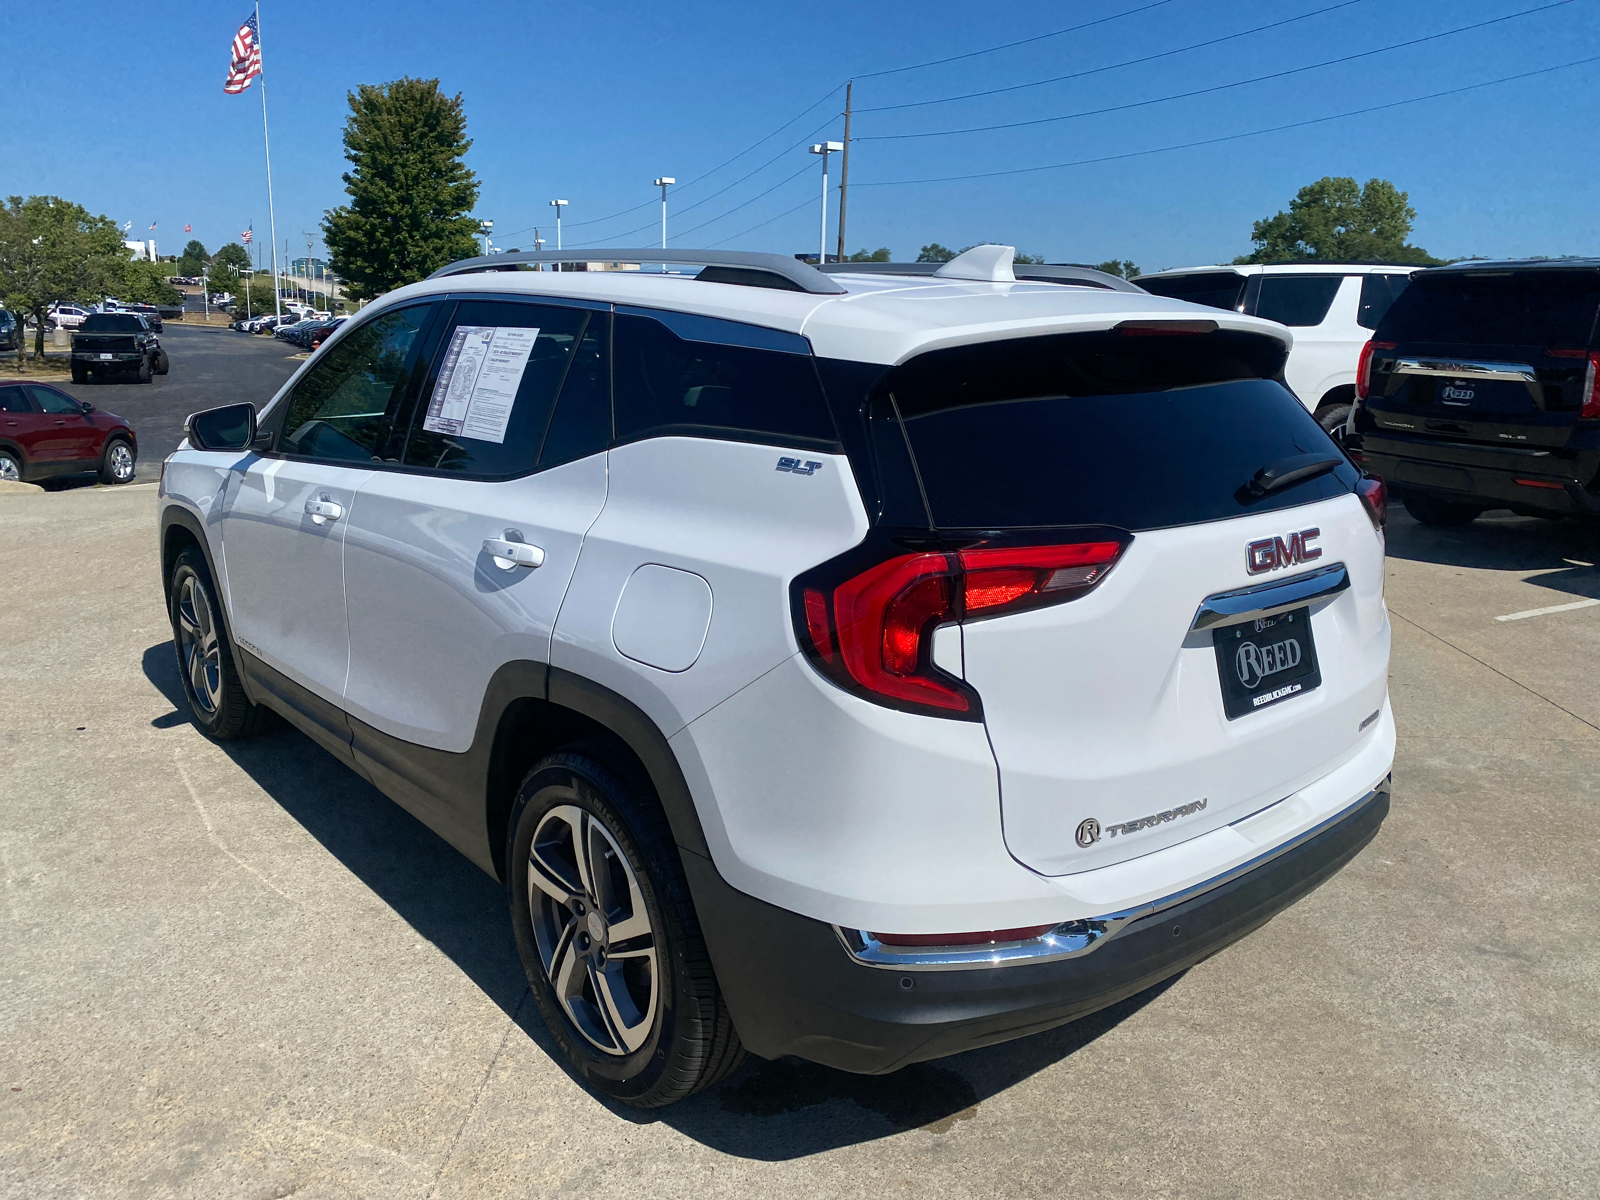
[1212,607,1322,720]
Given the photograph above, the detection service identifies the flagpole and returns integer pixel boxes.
[255,1,281,320]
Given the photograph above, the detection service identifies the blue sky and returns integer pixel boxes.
[3,0,1596,272]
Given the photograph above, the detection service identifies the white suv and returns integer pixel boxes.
[1140,263,1418,432]
[160,245,1394,1107]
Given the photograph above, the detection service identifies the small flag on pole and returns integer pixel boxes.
[242,226,253,245]
[149,222,157,230]
[184,224,192,233]
[224,13,262,94]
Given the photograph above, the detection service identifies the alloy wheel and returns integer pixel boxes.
[175,574,223,715]
[109,443,134,482]
[527,804,660,1056]
[0,455,18,482]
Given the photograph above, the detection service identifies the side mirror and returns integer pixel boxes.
[185,403,257,452]
[79,400,94,415]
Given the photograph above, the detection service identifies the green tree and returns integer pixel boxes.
[0,195,126,365]
[1238,176,1440,264]
[1095,260,1142,279]
[322,76,480,300]
[176,238,211,276]
[120,260,182,306]
[1012,251,1045,265]
[848,247,892,262]
[211,242,251,274]
[917,243,956,263]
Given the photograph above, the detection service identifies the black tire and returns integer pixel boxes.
[167,548,266,740]
[98,436,136,485]
[135,354,152,384]
[1317,403,1352,436]
[71,360,87,384]
[0,449,22,484]
[154,348,169,375]
[508,748,744,1107]
[1403,492,1483,527]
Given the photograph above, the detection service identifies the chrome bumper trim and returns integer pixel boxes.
[1392,357,1537,384]
[1189,562,1349,632]
[836,782,1388,972]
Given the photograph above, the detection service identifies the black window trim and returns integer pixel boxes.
[614,303,812,356]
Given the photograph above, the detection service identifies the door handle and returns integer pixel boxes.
[483,531,545,570]
[305,497,343,524]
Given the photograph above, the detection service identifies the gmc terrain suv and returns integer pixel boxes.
[1349,259,1600,525]
[160,245,1394,1107]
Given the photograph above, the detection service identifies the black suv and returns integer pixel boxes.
[1350,260,1600,525]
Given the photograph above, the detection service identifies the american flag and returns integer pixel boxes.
[241,227,253,245]
[224,13,262,95]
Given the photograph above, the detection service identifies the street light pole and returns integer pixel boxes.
[479,219,493,256]
[809,142,843,265]
[653,178,675,249]
[550,199,568,252]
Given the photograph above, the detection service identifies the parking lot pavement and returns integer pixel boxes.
[39,324,299,486]
[2,486,1597,1199]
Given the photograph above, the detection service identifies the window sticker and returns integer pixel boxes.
[422,325,540,445]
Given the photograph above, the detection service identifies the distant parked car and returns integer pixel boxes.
[50,305,92,330]
[0,381,138,483]
[1139,263,1419,433]
[0,310,18,352]
[1350,258,1600,526]
[307,316,346,348]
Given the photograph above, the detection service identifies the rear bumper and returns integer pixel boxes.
[686,779,1389,1074]
[1362,439,1600,516]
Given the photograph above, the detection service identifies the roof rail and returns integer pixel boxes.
[426,248,848,295]
[816,260,1146,293]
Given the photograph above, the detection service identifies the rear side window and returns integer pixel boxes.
[0,385,34,413]
[1377,271,1600,347]
[613,310,837,447]
[1357,273,1410,330]
[1137,272,1247,311]
[885,331,1354,532]
[402,300,597,477]
[1253,275,1343,327]
[280,304,432,463]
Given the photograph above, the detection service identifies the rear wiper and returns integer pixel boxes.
[1240,453,1343,500]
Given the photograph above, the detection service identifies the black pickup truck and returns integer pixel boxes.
[71,313,169,384]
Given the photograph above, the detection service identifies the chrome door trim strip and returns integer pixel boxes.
[1392,357,1537,384]
[835,783,1387,972]
[1189,562,1349,632]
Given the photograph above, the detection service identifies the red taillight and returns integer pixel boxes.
[872,924,1057,947]
[1583,352,1600,419]
[1357,475,1387,529]
[796,537,1129,718]
[1355,340,1376,401]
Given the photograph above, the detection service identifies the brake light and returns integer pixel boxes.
[1584,352,1600,419]
[1355,339,1396,402]
[1357,475,1387,529]
[796,536,1129,718]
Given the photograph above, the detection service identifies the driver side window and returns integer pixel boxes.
[279,305,432,462]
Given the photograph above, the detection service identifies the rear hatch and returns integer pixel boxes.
[886,330,1388,876]
[1363,268,1600,459]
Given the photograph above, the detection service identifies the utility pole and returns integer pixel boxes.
[654,178,675,249]
[302,232,314,305]
[836,80,852,263]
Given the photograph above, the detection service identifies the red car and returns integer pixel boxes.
[0,381,138,484]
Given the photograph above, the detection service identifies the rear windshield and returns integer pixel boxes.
[81,314,144,332]
[885,331,1355,532]
[1378,270,1600,347]
[1138,271,1247,311]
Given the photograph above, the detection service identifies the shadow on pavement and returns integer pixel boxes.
[143,639,1183,1158]
[1385,509,1600,598]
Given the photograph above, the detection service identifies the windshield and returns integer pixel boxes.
[81,314,144,332]
[882,330,1355,532]
[1379,270,1600,347]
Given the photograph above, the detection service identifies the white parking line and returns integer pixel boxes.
[1495,598,1600,622]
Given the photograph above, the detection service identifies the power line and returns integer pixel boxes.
[675,161,818,239]
[858,0,1575,141]
[853,54,1600,187]
[854,0,1179,79]
[709,188,836,249]
[858,0,1365,113]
